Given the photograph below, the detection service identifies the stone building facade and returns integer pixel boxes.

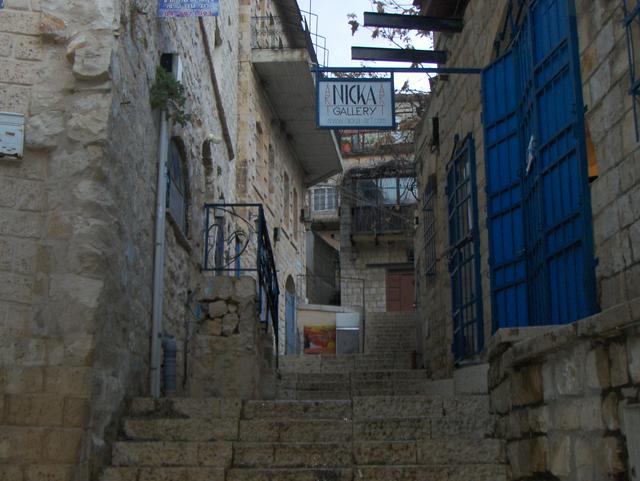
[413,0,640,478]
[0,0,337,479]
[305,95,423,314]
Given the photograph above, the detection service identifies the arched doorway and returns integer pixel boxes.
[284,276,297,355]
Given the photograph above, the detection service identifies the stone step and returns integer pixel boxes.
[353,464,509,481]
[242,400,352,420]
[112,441,232,467]
[101,467,225,481]
[123,418,239,442]
[233,442,351,468]
[352,439,505,465]
[226,468,354,481]
[352,395,490,420]
[277,384,452,400]
[280,390,352,400]
[278,354,415,373]
[127,398,242,419]
[354,416,495,440]
[239,419,352,443]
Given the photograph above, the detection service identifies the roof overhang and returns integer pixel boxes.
[414,0,470,17]
[252,48,343,186]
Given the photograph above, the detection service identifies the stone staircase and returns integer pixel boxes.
[101,303,508,481]
[363,311,417,358]
[102,364,508,481]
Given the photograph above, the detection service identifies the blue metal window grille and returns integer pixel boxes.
[482,0,598,331]
[423,175,437,277]
[624,0,640,141]
[447,135,484,362]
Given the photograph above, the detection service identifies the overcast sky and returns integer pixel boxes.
[300,0,433,92]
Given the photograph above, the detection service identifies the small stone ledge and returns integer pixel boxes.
[486,327,555,361]
[491,296,640,370]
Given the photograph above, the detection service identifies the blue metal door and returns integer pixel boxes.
[482,0,597,330]
[447,135,484,362]
[285,291,297,354]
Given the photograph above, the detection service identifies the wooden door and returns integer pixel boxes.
[386,270,415,312]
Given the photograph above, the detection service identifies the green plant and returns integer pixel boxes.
[150,66,192,126]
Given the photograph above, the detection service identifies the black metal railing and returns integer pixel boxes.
[203,204,280,359]
[353,205,415,235]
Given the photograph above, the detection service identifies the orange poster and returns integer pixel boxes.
[303,325,336,354]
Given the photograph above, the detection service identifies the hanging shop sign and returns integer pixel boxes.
[317,77,395,129]
[159,0,219,17]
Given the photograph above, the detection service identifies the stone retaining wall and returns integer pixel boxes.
[489,297,640,480]
[191,275,275,400]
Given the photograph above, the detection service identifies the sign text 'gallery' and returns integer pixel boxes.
[317,78,395,129]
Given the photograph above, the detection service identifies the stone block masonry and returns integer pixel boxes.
[488,297,640,480]
[0,0,240,480]
[191,275,275,400]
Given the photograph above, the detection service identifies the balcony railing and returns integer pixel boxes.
[251,14,328,66]
[340,130,416,156]
[203,204,280,360]
[353,205,415,235]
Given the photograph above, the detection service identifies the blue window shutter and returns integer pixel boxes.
[483,51,529,331]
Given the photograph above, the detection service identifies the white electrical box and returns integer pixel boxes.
[0,112,25,159]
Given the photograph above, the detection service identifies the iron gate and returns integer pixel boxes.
[483,0,597,330]
[447,135,484,362]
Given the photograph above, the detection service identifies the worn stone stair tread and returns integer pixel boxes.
[127,398,242,419]
[233,441,353,468]
[112,441,232,467]
[225,467,354,481]
[123,418,239,441]
[242,400,352,419]
[101,466,225,481]
[239,419,352,442]
[353,464,509,481]
[352,439,505,465]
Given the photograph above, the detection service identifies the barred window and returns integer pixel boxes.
[423,175,436,277]
[167,140,188,234]
[624,0,640,140]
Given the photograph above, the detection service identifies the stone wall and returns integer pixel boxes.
[414,0,640,377]
[236,0,309,354]
[191,275,275,400]
[0,0,239,479]
[488,297,640,480]
[576,0,640,309]
[0,2,122,480]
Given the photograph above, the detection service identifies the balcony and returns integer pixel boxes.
[352,204,414,236]
[250,5,342,186]
[307,185,340,229]
[340,130,415,157]
[348,174,417,240]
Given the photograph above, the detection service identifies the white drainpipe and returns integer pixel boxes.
[150,109,169,399]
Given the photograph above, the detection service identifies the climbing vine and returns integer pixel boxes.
[150,66,192,126]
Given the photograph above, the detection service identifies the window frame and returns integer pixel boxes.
[167,139,189,236]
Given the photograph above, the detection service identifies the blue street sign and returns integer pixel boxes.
[159,0,219,17]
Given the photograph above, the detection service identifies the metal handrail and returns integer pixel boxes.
[203,203,280,363]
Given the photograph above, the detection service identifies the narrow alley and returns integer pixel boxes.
[0,0,639,480]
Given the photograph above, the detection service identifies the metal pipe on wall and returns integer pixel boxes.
[150,109,169,399]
